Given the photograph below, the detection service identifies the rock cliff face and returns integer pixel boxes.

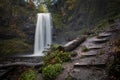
[0,0,120,54]
[52,0,120,43]
[0,0,37,55]
[56,0,120,26]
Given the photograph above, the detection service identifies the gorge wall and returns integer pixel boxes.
[52,0,120,43]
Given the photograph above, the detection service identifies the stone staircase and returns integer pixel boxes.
[71,32,111,80]
[56,31,112,80]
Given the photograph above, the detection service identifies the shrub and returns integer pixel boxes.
[44,50,71,65]
[42,64,62,80]
[38,4,48,13]
[42,45,71,80]
[44,50,62,65]
[57,51,71,62]
[18,69,37,80]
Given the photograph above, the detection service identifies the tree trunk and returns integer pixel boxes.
[59,35,87,51]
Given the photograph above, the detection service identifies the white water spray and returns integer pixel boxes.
[34,13,52,56]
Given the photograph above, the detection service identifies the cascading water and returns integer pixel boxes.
[34,13,52,56]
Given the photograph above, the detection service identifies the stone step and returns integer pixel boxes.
[85,37,109,44]
[71,67,106,80]
[81,50,98,57]
[73,54,107,67]
[87,45,102,50]
[81,42,103,50]
[97,32,111,38]
[74,62,106,68]
[92,38,109,43]
[81,37,105,49]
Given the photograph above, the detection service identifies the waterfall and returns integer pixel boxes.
[34,13,52,56]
